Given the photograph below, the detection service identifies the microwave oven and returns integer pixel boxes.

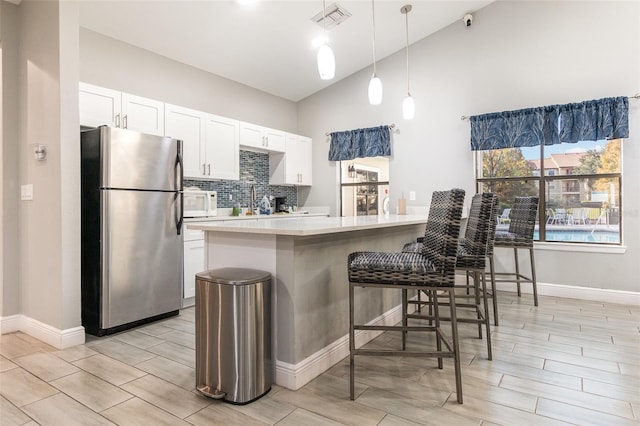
[184,190,217,218]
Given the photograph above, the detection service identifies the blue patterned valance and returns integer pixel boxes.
[470,97,629,151]
[328,125,391,161]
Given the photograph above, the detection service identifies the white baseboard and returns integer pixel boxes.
[0,315,21,334]
[275,301,410,390]
[494,281,640,306]
[0,315,85,349]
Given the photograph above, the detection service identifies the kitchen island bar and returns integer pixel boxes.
[188,215,427,389]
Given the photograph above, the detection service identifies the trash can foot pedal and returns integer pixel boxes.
[197,385,226,399]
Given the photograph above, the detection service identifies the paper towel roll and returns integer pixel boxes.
[398,198,407,215]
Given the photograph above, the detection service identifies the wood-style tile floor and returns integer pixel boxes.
[1,291,639,425]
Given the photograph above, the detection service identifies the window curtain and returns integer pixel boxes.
[328,125,391,161]
[470,96,629,151]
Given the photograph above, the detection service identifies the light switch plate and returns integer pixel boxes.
[409,191,416,201]
[21,184,33,201]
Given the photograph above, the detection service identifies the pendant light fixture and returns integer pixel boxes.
[317,0,335,80]
[368,0,382,105]
[401,4,415,119]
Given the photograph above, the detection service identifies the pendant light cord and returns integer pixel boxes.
[371,0,377,75]
[405,8,410,94]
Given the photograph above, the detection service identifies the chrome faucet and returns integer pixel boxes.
[250,185,257,211]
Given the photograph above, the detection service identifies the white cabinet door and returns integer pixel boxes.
[165,104,206,179]
[239,122,285,153]
[263,128,286,152]
[79,83,122,128]
[79,83,164,136]
[183,238,204,299]
[121,93,165,136]
[204,114,239,180]
[285,135,312,185]
[271,133,312,185]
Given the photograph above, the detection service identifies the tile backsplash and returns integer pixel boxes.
[184,150,297,209]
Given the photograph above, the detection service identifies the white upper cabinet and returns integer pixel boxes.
[165,104,206,178]
[165,103,239,180]
[121,93,165,136]
[239,122,285,153]
[79,83,121,128]
[270,133,312,186]
[203,114,239,181]
[79,83,164,136]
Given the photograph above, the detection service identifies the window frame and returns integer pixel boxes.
[475,141,623,245]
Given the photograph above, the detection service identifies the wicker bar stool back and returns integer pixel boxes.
[490,196,540,319]
[347,188,465,403]
[403,193,499,359]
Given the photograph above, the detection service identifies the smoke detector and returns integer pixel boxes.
[311,3,352,31]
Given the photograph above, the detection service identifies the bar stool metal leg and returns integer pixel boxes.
[349,283,355,401]
[529,247,538,306]
[448,289,463,404]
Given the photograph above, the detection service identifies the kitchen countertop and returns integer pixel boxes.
[187,214,428,236]
[184,212,327,223]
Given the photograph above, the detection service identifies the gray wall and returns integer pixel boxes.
[79,28,298,135]
[298,0,640,293]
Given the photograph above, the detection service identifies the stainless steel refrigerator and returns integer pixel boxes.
[81,127,183,336]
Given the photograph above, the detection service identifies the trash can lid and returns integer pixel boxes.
[196,267,271,286]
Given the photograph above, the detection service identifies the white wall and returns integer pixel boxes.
[298,0,640,293]
[79,29,298,134]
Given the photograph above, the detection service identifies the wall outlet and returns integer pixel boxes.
[21,184,33,201]
[409,191,416,201]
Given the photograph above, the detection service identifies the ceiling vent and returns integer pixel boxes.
[311,3,352,31]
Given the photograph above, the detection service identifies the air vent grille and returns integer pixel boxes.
[311,3,351,30]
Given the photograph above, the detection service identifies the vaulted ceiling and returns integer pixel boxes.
[79,0,493,102]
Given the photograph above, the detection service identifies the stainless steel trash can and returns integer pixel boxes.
[195,268,272,405]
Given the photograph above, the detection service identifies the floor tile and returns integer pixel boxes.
[355,387,477,426]
[53,344,98,362]
[277,407,345,425]
[582,378,640,404]
[101,397,192,426]
[158,329,196,349]
[90,339,156,365]
[135,355,196,390]
[50,371,133,412]
[0,395,33,426]
[73,353,147,386]
[0,368,58,407]
[544,359,639,391]
[0,334,51,359]
[499,374,635,419]
[227,392,296,424]
[14,351,80,382]
[187,402,270,425]
[21,392,114,426]
[0,355,18,372]
[135,322,175,337]
[271,386,386,426]
[160,318,195,334]
[377,413,424,426]
[536,397,640,426]
[112,330,166,349]
[146,341,195,368]
[121,374,210,418]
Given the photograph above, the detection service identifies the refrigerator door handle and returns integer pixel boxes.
[175,140,184,235]
[176,192,184,235]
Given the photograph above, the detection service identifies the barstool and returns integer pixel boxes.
[403,193,499,360]
[348,189,465,403]
[490,196,539,319]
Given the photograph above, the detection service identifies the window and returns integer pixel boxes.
[340,158,390,217]
[476,139,622,244]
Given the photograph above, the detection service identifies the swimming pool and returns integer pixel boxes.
[533,230,620,244]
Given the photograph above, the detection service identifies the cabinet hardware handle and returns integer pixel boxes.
[202,164,206,175]
[208,164,211,175]
[265,136,269,147]
[115,114,120,128]
[123,115,128,129]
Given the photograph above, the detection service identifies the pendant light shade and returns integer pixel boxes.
[368,74,383,105]
[401,4,414,119]
[402,94,415,119]
[369,0,382,105]
[317,44,335,80]
[317,0,335,80]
